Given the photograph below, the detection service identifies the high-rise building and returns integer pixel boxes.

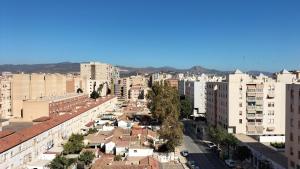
[80,61,119,87]
[285,84,300,169]
[206,69,297,142]
[179,74,222,118]
[0,73,12,119]
[11,73,77,118]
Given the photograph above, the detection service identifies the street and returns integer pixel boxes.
[182,120,229,169]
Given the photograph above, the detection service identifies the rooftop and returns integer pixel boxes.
[0,95,115,153]
[235,134,287,169]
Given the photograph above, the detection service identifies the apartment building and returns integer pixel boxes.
[150,72,172,86]
[11,73,75,118]
[0,96,117,169]
[22,94,89,121]
[179,74,222,118]
[80,62,119,87]
[114,77,131,101]
[165,79,179,89]
[0,73,12,119]
[206,70,297,142]
[285,84,300,169]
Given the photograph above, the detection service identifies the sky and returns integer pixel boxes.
[0,0,300,71]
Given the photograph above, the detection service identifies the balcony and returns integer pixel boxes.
[256,106,263,111]
[246,113,255,119]
[247,89,256,93]
[267,92,275,98]
[246,97,256,102]
[247,122,255,126]
[256,113,263,119]
[247,105,256,110]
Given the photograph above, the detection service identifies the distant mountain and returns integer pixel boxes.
[0,62,272,77]
[0,62,80,74]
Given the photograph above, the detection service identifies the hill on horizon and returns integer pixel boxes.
[0,62,272,77]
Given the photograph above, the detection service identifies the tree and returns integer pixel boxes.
[63,134,84,154]
[208,127,238,158]
[77,88,83,93]
[222,133,238,158]
[114,155,122,161]
[180,97,193,119]
[90,91,100,99]
[147,82,183,152]
[147,82,180,123]
[48,155,74,169]
[159,116,184,152]
[233,146,251,162]
[78,151,95,166]
[87,128,98,135]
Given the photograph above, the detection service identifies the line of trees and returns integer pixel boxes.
[147,82,183,152]
[48,134,95,169]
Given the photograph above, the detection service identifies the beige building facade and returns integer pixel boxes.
[285,84,300,169]
[207,70,297,141]
[0,74,12,119]
[11,73,77,118]
[80,62,119,88]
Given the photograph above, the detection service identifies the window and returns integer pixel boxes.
[239,119,242,124]
[134,150,137,153]
[239,111,242,115]
[290,133,294,142]
[298,151,300,160]
[239,103,242,107]
[291,89,294,99]
[291,119,294,127]
[290,160,295,168]
[290,147,294,156]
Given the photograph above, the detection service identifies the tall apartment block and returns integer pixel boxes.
[150,72,172,86]
[0,73,12,119]
[286,84,300,169]
[206,69,297,142]
[11,73,81,118]
[179,74,222,118]
[80,61,119,88]
[114,77,131,101]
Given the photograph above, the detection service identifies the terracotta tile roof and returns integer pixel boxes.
[32,116,51,122]
[0,96,115,153]
[0,131,15,139]
[92,155,160,169]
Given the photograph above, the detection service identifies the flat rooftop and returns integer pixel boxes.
[235,134,287,169]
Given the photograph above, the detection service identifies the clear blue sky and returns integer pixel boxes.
[1,0,300,71]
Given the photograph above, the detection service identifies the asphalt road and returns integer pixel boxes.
[182,120,229,169]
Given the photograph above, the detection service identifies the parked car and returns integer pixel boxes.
[180,150,189,157]
[225,159,237,168]
[206,141,217,149]
[187,161,195,169]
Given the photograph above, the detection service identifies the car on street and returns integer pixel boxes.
[205,141,217,149]
[180,150,189,157]
[225,159,237,168]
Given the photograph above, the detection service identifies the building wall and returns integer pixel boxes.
[285,84,300,169]
[22,101,49,121]
[0,97,117,169]
[207,70,296,137]
[11,74,31,118]
[80,62,119,88]
[0,76,12,119]
[128,148,153,157]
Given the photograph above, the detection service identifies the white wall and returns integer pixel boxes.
[128,148,153,157]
